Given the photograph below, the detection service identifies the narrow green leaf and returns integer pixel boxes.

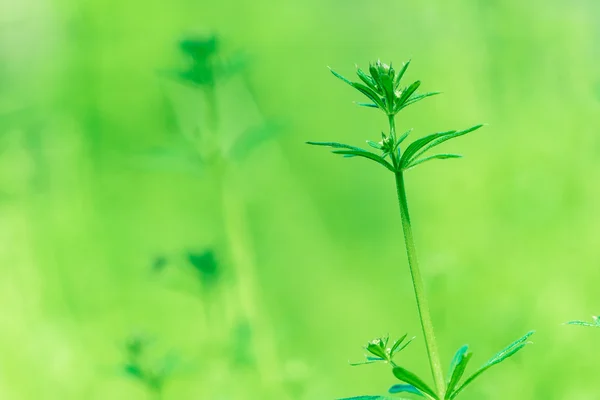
[380,73,395,111]
[395,80,421,111]
[394,60,411,89]
[349,360,379,367]
[401,124,483,168]
[390,333,408,355]
[389,384,425,397]
[445,345,472,399]
[391,335,415,357]
[366,140,383,150]
[392,367,439,400]
[329,67,385,109]
[566,316,600,327]
[329,67,354,86]
[306,141,366,152]
[351,82,386,109]
[355,102,378,108]
[331,149,395,172]
[449,331,534,399]
[395,128,413,147]
[403,91,441,107]
[369,63,382,90]
[356,67,378,92]
[399,130,456,168]
[404,154,462,171]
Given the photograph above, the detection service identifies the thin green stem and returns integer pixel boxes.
[391,118,446,397]
[203,83,290,399]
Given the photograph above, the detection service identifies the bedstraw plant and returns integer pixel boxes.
[308,60,534,400]
[566,316,600,328]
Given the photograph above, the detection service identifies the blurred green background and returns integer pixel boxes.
[1,0,599,399]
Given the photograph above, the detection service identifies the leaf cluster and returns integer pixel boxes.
[121,335,179,394]
[330,60,438,117]
[308,60,483,173]
[341,331,534,400]
[176,35,246,87]
[350,334,414,367]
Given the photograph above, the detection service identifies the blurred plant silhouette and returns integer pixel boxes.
[120,335,180,399]
[122,35,293,399]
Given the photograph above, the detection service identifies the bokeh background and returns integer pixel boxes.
[1,0,599,399]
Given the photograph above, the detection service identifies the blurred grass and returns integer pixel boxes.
[1,0,600,399]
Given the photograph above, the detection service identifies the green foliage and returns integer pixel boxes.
[308,60,482,173]
[392,366,439,399]
[566,315,600,328]
[349,334,414,366]
[307,61,536,400]
[136,36,281,175]
[443,331,535,399]
[120,335,179,395]
[187,249,221,285]
[176,35,246,87]
[329,61,439,117]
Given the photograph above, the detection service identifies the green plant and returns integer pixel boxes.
[121,335,179,399]
[308,60,534,400]
[137,36,292,399]
[566,315,600,328]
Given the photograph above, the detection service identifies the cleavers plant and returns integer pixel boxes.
[308,60,534,400]
[566,316,600,328]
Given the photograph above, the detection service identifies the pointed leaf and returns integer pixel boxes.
[355,102,378,108]
[390,333,408,355]
[380,73,395,111]
[411,124,483,163]
[395,81,421,111]
[306,141,366,152]
[349,360,379,367]
[445,345,472,399]
[391,335,415,357]
[329,67,354,86]
[389,384,425,396]
[404,154,462,171]
[331,149,395,172]
[356,67,378,91]
[401,124,483,169]
[366,140,383,150]
[392,367,439,400]
[330,67,385,109]
[395,129,413,147]
[403,91,441,107]
[399,130,456,168]
[394,60,411,89]
[566,316,600,327]
[449,331,534,399]
[369,63,382,90]
[351,82,385,109]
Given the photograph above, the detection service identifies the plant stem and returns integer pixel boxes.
[390,117,446,397]
[203,83,290,399]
